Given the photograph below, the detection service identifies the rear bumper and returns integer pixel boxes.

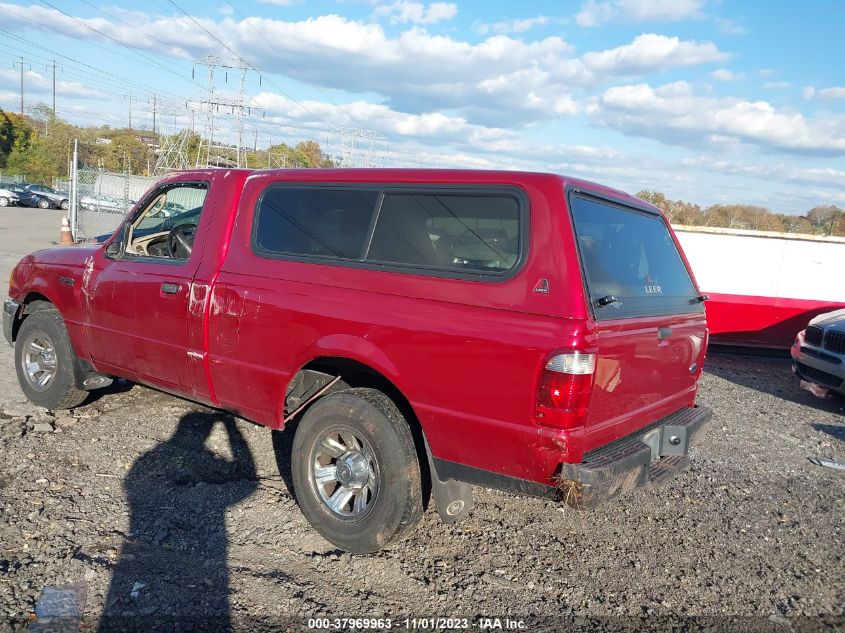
[557,406,713,509]
[3,299,19,346]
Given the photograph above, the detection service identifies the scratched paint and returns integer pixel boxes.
[80,255,94,300]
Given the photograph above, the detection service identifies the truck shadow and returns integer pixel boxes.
[97,411,258,630]
[704,351,845,415]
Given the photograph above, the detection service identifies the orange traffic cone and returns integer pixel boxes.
[59,217,73,245]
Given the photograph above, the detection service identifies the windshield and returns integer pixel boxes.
[570,194,702,319]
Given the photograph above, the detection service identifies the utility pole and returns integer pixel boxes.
[51,60,57,117]
[149,93,157,135]
[69,139,78,239]
[13,57,29,116]
[191,55,259,168]
[124,92,138,131]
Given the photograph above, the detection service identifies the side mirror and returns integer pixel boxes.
[105,241,121,258]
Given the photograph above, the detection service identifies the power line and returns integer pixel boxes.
[76,0,191,58]
[5,1,340,148]
[1,3,371,158]
[224,1,345,111]
[35,1,208,93]
[0,28,192,107]
[0,54,132,102]
[164,0,335,138]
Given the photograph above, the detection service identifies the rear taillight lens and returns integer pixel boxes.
[535,351,595,429]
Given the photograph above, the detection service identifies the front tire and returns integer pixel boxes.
[291,388,423,553]
[0,196,8,207]
[14,310,87,410]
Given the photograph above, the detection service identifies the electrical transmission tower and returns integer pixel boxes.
[336,127,388,168]
[154,129,192,175]
[192,55,257,169]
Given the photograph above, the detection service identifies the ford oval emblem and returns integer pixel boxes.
[689,362,698,374]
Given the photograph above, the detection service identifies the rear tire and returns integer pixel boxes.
[37,199,50,209]
[14,310,87,410]
[291,388,423,553]
[0,196,8,207]
[60,199,69,210]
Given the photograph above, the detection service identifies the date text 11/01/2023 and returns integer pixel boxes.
[307,617,528,630]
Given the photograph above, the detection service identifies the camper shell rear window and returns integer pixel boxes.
[569,192,703,320]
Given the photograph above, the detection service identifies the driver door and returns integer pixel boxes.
[86,180,210,390]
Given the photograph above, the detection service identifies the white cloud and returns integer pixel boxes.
[372,1,457,25]
[818,87,845,100]
[711,68,744,82]
[473,15,556,35]
[714,17,746,35]
[759,68,775,77]
[763,81,791,90]
[0,3,725,128]
[254,91,503,141]
[582,34,726,76]
[802,86,816,100]
[576,0,706,27]
[588,82,845,155]
[0,69,103,100]
[258,0,301,5]
[680,157,845,190]
[250,90,621,167]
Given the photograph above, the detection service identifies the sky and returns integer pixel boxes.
[0,0,843,213]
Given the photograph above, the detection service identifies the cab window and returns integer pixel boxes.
[123,183,208,260]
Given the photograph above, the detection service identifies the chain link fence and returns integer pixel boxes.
[67,168,158,241]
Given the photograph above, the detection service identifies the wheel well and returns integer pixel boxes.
[10,293,54,342]
[288,356,433,507]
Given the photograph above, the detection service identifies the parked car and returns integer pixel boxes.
[24,183,69,210]
[791,309,845,397]
[80,194,130,214]
[3,168,713,553]
[0,187,20,207]
[7,185,59,209]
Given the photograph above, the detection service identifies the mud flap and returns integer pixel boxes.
[423,437,473,523]
[73,358,113,391]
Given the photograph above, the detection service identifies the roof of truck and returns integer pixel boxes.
[166,167,654,213]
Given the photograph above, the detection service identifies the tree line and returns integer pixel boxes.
[636,190,844,237]
[0,105,333,184]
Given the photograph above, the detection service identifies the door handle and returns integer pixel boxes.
[658,327,672,340]
[160,282,183,295]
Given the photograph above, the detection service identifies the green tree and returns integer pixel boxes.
[0,109,33,166]
[89,132,152,174]
[294,140,330,167]
[636,190,702,225]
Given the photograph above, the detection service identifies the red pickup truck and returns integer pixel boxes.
[4,168,712,552]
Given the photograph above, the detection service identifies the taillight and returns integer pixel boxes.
[535,351,595,429]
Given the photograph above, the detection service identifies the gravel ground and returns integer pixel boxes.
[0,211,843,632]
